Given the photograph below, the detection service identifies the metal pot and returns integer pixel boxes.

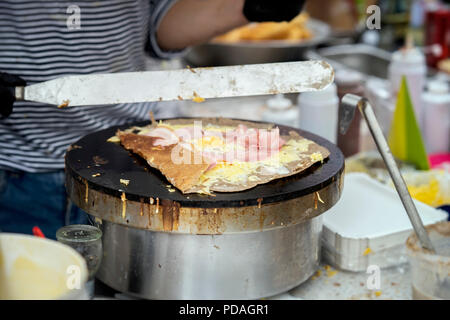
[94,215,323,299]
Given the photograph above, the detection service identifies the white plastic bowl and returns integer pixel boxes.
[0,233,88,300]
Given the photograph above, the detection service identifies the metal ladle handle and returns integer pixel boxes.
[340,94,435,253]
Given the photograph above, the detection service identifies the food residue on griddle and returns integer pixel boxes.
[84,180,89,204]
[149,197,154,205]
[257,198,263,209]
[93,156,108,166]
[92,173,101,177]
[121,192,127,219]
[58,99,70,109]
[120,179,130,186]
[166,184,176,193]
[313,192,324,209]
[192,91,205,103]
[67,144,82,152]
[107,136,121,143]
[316,192,324,204]
[156,197,159,214]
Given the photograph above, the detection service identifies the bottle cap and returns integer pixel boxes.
[427,80,449,94]
[266,94,292,110]
[334,69,364,86]
[298,83,338,103]
[391,47,425,65]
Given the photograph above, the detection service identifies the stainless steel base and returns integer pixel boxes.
[94,216,322,299]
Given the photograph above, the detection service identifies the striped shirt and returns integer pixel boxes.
[0,0,182,172]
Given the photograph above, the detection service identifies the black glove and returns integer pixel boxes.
[0,72,26,118]
[243,0,306,22]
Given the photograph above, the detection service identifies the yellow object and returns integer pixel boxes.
[327,270,338,278]
[120,179,130,186]
[375,291,382,297]
[363,247,373,256]
[192,92,205,103]
[215,13,312,42]
[407,177,450,207]
[388,77,430,170]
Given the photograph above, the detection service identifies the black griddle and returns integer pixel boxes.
[65,119,344,208]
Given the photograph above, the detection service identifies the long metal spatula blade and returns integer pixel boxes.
[18,61,334,107]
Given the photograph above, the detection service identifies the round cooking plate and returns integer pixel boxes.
[65,118,344,208]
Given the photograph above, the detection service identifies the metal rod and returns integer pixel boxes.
[342,94,435,253]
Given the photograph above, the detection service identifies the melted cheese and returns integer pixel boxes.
[198,137,316,191]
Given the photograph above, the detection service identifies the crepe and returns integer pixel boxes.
[114,118,330,194]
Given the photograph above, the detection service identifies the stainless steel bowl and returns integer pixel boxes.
[305,44,393,79]
[184,19,330,67]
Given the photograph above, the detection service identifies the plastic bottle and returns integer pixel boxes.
[388,46,427,129]
[422,80,450,154]
[335,69,365,157]
[261,94,299,128]
[297,83,339,143]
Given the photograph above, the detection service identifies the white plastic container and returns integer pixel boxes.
[298,83,339,143]
[422,80,450,154]
[322,173,448,272]
[0,234,89,299]
[388,47,427,128]
[261,94,299,128]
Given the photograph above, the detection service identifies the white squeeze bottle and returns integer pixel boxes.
[261,94,299,128]
[297,83,339,143]
[422,80,450,154]
[388,39,427,129]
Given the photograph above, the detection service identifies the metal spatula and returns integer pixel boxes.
[14,61,334,107]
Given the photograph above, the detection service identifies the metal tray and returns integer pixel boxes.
[321,173,448,272]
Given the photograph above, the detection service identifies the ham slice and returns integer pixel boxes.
[142,127,179,147]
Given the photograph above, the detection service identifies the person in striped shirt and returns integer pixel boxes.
[0,0,305,238]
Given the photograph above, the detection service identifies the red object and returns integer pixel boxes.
[425,8,450,67]
[32,226,45,238]
[429,153,450,170]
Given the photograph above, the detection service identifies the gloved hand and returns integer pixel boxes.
[243,0,306,22]
[0,72,26,118]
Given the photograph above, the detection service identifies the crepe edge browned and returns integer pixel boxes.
[117,131,210,193]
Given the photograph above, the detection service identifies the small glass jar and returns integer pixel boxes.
[406,221,450,300]
[56,224,103,298]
